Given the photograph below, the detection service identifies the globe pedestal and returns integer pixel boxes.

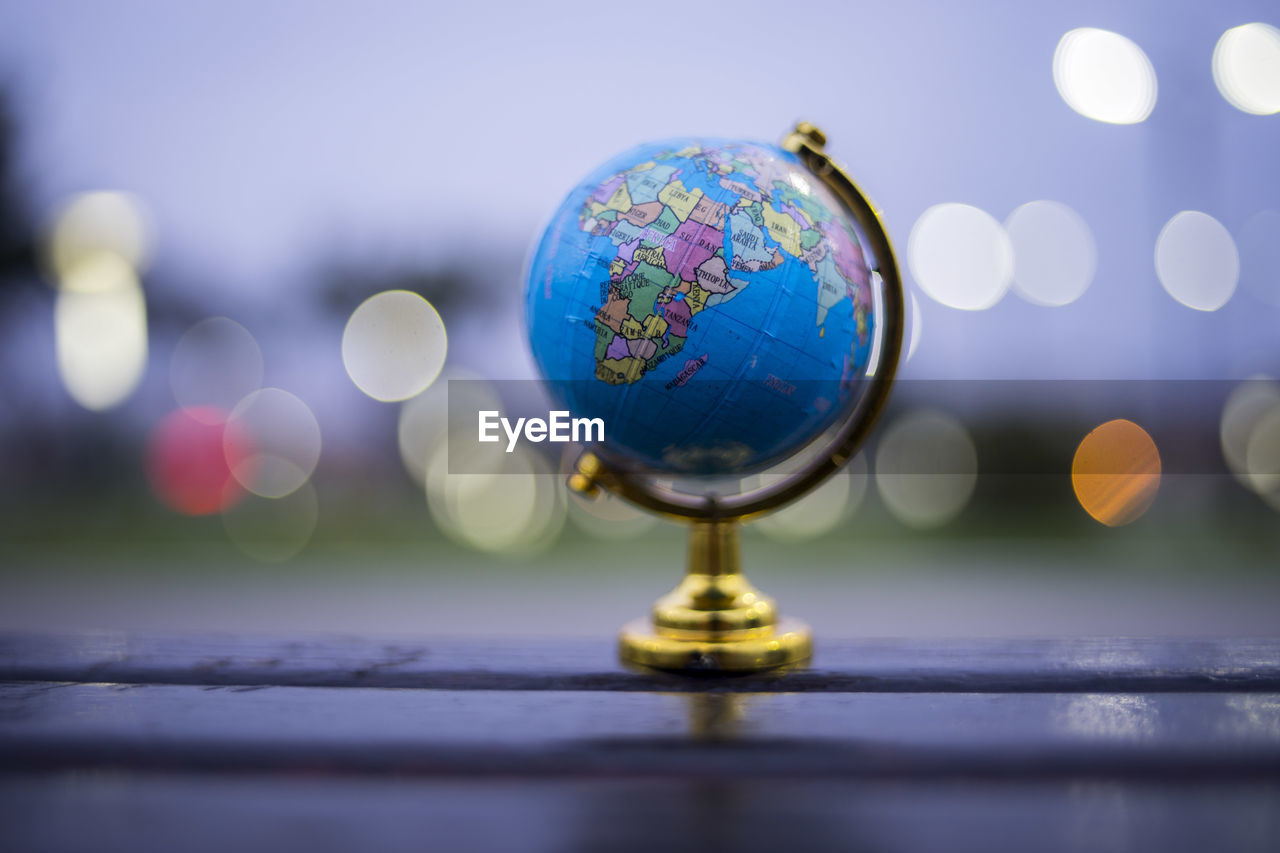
[550,122,904,676]
[616,519,812,672]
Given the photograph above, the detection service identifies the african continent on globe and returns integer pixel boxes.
[526,139,881,476]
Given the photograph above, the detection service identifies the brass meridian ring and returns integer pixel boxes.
[574,121,905,523]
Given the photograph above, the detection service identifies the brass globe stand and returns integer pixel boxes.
[621,517,813,671]
[567,122,904,673]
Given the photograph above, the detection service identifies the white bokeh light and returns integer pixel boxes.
[874,410,978,529]
[54,254,148,411]
[426,444,564,554]
[1221,377,1280,495]
[1213,23,1280,115]
[170,317,263,420]
[1245,408,1280,497]
[397,371,500,487]
[226,388,322,499]
[1155,211,1239,311]
[342,290,447,402]
[48,191,152,279]
[754,453,867,542]
[1005,200,1097,307]
[907,203,1013,311]
[567,489,657,540]
[1053,28,1158,124]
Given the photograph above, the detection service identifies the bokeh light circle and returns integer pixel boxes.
[426,444,565,554]
[1213,23,1280,115]
[54,253,148,411]
[1155,211,1239,311]
[225,388,322,499]
[755,452,867,541]
[558,445,659,539]
[567,489,659,540]
[874,410,978,529]
[1220,377,1280,492]
[222,483,319,563]
[397,372,500,488]
[342,290,447,402]
[397,384,448,488]
[907,203,1013,311]
[1245,408,1280,497]
[1053,28,1158,124]
[170,317,263,421]
[1071,419,1161,527]
[1005,200,1097,307]
[147,407,252,516]
[48,191,152,279]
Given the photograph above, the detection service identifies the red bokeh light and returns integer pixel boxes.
[146,406,254,516]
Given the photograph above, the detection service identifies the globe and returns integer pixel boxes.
[525,137,887,477]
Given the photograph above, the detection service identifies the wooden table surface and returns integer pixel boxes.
[2,633,1279,852]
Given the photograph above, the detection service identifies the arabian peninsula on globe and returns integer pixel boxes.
[526,139,883,476]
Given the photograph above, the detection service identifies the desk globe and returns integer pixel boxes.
[525,123,903,672]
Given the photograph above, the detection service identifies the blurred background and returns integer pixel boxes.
[0,0,1277,640]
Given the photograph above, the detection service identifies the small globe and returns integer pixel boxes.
[526,138,888,476]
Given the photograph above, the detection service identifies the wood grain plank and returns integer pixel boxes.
[3,633,1279,692]
[2,683,1279,779]
[3,775,1278,853]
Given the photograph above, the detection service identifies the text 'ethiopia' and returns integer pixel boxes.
[478,411,605,453]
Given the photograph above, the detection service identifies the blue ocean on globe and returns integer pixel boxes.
[525,138,882,476]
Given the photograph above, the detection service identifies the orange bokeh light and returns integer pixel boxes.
[1071,418,1161,527]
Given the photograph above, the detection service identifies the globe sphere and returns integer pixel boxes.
[526,138,887,476]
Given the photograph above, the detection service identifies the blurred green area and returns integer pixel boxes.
[1,460,1275,570]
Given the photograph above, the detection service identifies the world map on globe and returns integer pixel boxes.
[526,139,882,476]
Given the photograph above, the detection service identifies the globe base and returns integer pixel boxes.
[619,617,812,673]
[615,518,812,673]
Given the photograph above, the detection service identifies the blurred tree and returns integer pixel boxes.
[0,89,38,299]
[318,256,517,331]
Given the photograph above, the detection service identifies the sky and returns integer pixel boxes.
[0,0,1276,405]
